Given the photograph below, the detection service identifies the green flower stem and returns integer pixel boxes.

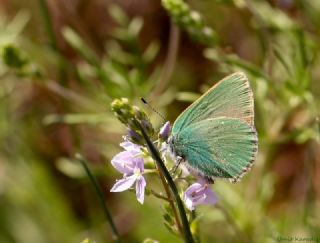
[38,0,57,50]
[149,189,171,202]
[75,154,121,243]
[152,21,180,96]
[191,211,200,243]
[157,164,183,235]
[38,0,67,84]
[138,122,195,243]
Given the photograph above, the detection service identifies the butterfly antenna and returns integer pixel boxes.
[141,97,166,122]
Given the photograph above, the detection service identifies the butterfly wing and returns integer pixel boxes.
[172,72,254,135]
[172,117,258,182]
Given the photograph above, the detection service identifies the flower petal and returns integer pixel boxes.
[203,187,218,205]
[184,195,196,211]
[184,182,203,197]
[183,183,201,211]
[183,182,217,211]
[111,151,136,174]
[120,141,141,153]
[135,157,144,173]
[135,176,146,204]
[110,175,137,192]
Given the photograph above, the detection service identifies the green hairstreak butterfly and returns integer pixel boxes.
[169,72,258,183]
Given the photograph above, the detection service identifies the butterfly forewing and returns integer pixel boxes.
[172,72,254,134]
[172,117,257,181]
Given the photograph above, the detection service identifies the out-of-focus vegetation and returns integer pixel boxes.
[0,0,319,242]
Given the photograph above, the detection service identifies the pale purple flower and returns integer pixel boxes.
[110,141,140,174]
[119,140,141,154]
[159,121,171,140]
[110,141,146,204]
[183,180,218,211]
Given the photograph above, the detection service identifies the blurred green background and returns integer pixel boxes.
[0,0,319,242]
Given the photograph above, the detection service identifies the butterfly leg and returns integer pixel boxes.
[203,175,215,184]
[171,156,184,174]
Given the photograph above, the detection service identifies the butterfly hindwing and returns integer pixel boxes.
[172,117,258,181]
[172,72,254,135]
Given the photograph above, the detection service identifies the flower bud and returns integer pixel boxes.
[1,44,28,68]
[159,121,171,141]
[161,0,217,45]
[111,98,155,143]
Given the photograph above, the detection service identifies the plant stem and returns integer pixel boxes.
[149,189,171,202]
[191,210,201,243]
[138,123,195,243]
[158,164,183,234]
[45,80,99,109]
[38,0,57,50]
[38,0,67,84]
[75,154,121,243]
[152,21,180,97]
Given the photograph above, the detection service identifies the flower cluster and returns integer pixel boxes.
[111,98,154,145]
[110,98,217,212]
[161,0,217,46]
[110,120,217,210]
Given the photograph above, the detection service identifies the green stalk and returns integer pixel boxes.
[152,21,180,97]
[157,165,183,235]
[75,154,121,243]
[191,210,200,243]
[38,0,57,50]
[138,123,195,243]
[38,0,67,84]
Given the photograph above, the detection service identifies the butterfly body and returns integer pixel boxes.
[169,72,258,183]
